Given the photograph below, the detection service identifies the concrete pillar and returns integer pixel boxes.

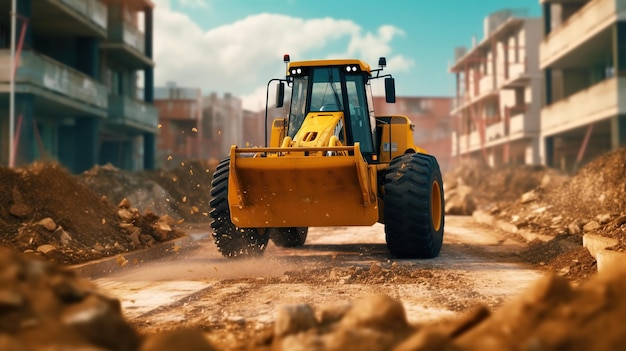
[58,125,76,171]
[144,7,154,103]
[544,136,554,167]
[543,3,551,37]
[75,118,100,173]
[611,114,626,149]
[544,69,552,105]
[143,132,155,170]
[614,21,626,76]
[14,93,34,167]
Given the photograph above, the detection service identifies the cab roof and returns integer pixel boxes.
[287,59,372,74]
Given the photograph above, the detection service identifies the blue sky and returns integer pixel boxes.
[153,0,542,110]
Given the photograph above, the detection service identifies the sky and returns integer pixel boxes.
[151,0,542,111]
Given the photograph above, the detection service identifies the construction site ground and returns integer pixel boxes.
[1,147,626,350]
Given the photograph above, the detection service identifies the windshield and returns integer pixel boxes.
[310,68,343,112]
[288,76,308,138]
[345,74,373,153]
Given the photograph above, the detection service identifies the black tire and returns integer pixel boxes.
[269,227,308,248]
[383,153,444,258]
[209,158,269,258]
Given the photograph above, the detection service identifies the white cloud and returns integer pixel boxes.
[153,8,411,111]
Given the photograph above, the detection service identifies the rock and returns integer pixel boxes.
[340,294,409,331]
[128,227,142,247]
[92,243,105,252]
[159,214,176,227]
[583,221,601,232]
[61,294,140,350]
[9,203,33,219]
[520,190,539,204]
[568,222,582,235]
[37,244,57,254]
[48,275,88,303]
[116,255,128,267]
[444,185,476,215]
[274,304,318,338]
[319,302,352,326]
[393,330,452,351]
[117,208,134,222]
[615,215,626,227]
[369,262,382,275]
[37,218,57,231]
[0,289,24,309]
[118,198,132,209]
[53,227,72,246]
[140,328,218,351]
[9,187,33,219]
[596,213,612,225]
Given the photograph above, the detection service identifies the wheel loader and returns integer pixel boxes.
[209,55,444,259]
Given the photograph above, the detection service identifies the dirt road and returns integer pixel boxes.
[92,215,544,346]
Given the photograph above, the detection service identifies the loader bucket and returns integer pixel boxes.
[227,144,378,228]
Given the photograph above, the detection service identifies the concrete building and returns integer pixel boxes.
[450,9,543,168]
[202,92,243,160]
[540,0,626,172]
[154,82,205,167]
[0,0,157,173]
[373,96,455,172]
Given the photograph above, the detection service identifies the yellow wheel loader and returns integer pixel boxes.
[209,55,444,259]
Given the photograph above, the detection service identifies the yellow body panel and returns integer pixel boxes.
[376,115,427,162]
[228,144,378,228]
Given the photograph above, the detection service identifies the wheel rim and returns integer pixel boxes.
[431,180,442,231]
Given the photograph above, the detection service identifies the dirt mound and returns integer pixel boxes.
[0,163,184,265]
[443,158,568,215]
[80,160,216,224]
[492,147,626,243]
[255,264,626,351]
[0,248,216,351]
[4,247,624,351]
[141,159,217,222]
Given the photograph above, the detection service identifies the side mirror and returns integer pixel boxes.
[275,82,285,108]
[385,77,396,103]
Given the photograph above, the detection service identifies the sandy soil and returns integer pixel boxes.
[92,216,543,349]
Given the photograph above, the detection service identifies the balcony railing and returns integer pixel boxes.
[0,50,107,108]
[509,112,525,135]
[59,0,107,30]
[108,94,158,130]
[486,122,505,141]
[541,0,623,67]
[479,75,495,95]
[542,77,624,132]
[108,21,145,54]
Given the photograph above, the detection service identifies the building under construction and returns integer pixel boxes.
[0,0,157,173]
[540,0,626,172]
[452,3,626,173]
[450,9,543,168]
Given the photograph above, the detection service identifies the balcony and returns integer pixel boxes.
[479,75,495,95]
[541,76,625,135]
[486,122,505,142]
[457,131,483,154]
[540,0,623,68]
[108,95,159,132]
[102,21,153,69]
[31,0,107,38]
[58,0,107,29]
[509,112,525,135]
[0,50,107,113]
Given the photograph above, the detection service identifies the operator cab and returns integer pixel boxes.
[278,57,395,163]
